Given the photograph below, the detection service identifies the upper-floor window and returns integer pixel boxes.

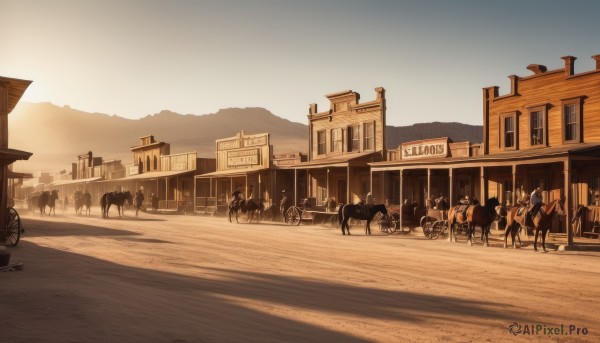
[363,122,375,150]
[317,130,326,155]
[348,125,359,152]
[331,128,343,153]
[501,113,517,150]
[562,97,582,143]
[529,106,546,146]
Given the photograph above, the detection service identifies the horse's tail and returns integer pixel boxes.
[101,194,107,216]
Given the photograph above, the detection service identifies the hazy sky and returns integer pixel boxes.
[2,0,600,126]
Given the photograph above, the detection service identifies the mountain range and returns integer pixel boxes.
[8,102,482,173]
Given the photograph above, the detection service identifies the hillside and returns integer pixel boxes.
[8,102,482,173]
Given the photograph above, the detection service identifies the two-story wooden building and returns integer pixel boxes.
[371,55,600,245]
[287,87,386,206]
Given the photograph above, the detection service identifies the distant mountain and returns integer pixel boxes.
[8,102,482,173]
[8,103,307,172]
[386,122,482,149]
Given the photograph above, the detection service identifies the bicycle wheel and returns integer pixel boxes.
[421,216,434,239]
[430,222,442,240]
[6,207,21,247]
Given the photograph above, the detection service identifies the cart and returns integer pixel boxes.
[284,199,339,227]
[420,209,448,239]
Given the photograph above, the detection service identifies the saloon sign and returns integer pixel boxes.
[401,138,449,160]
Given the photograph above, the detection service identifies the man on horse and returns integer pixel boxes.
[526,187,543,226]
[231,189,243,208]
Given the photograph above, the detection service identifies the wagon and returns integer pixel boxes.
[4,207,22,247]
[284,199,338,227]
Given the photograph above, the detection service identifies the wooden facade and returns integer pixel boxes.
[0,76,32,242]
[371,54,600,245]
[194,130,302,215]
[289,87,386,206]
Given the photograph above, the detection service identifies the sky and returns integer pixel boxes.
[2,0,600,126]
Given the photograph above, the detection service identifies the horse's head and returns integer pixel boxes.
[124,191,133,205]
[374,204,388,215]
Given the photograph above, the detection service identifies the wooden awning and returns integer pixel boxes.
[0,76,33,115]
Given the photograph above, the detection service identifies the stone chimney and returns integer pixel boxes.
[309,103,317,116]
[592,54,600,70]
[526,64,547,76]
[561,56,576,76]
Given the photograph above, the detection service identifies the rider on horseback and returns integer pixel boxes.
[231,189,243,208]
[526,187,543,226]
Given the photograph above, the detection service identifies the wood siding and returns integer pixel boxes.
[485,62,600,155]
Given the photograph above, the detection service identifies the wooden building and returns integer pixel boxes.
[287,87,386,206]
[371,55,600,245]
[193,130,303,215]
[0,76,32,242]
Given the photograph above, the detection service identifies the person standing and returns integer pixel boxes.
[135,189,145,216]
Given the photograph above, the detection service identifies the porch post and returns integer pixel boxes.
[326,168,330,201]
[193,176,197,212]
[294,169,297,207]
[448,168,453,242]
[399,169,403,230]
[347,166,350,204]
[565,158,573,245]
[512,164,517,205]
[427,168,431,203]
[480,166,486,201]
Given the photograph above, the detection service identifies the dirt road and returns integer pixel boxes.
[2,211,598,342]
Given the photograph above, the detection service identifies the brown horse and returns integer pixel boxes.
[504,199,565,252]
[448,197,499,246]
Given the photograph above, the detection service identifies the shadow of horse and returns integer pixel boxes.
[338,204,387,235]
[448,197,499,246]
[101,191,133,218]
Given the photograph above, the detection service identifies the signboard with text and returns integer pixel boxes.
[401,138,449,160]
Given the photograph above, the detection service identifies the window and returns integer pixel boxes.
[504,117,515,148]
[146,156,151,172]
[562,98,582,143]
[363,122,374,150]
[331,128,343,153]
[348,125,359,152]
[529,106,546,146]
[500,112,517,150]
[154,156,158,170]
[590,176,600,206]
[317,130,326,155]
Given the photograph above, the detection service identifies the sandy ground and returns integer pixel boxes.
[2,208,599,343]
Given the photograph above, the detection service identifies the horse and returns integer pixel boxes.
[241,198,265,223]
[74,191,84,215]
[228,198,242,223]
[37,191,50,216]
[338,203,388,235]
[83,192,92,216]
[504,199,565,252]
[46,190,59,216]
[101,191,133,218]
[448,197,500,246]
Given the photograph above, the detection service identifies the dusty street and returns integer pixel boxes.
[2,210,599,343]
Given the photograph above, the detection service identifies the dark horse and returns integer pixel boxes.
[240,198,265,224]
[74,191,84,215]
[504,199,565,252]
[83,192,92,215]
[338,204,388,235]
[228,198,242,223]
[37,190,59,216]
[448,197,500,246]
[101,191,133,218]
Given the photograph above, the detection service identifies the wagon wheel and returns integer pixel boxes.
[420,216,435,239]
[430,221,444,240]
[6,207,22,247]
[285,206,301,226]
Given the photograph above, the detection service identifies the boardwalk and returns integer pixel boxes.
[2,211,599,342]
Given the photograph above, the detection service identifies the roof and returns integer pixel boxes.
[289,151,381,169]
[51,176,103,186]
[0,76,33,115]
[110,169,194,181]
[370,143,600,170]
[195,167,270,178]
[7,170,33,179]
[0,147,33,163]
